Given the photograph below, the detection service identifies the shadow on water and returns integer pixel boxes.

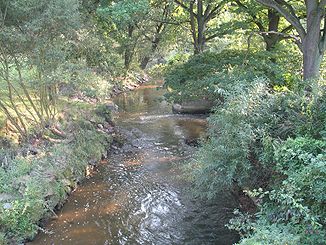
[30,82,239,245]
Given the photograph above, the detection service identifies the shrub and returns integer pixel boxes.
[163,50,301,103]
[189,79,326,198]
[236,223,301,245]
[187,79,276,197]
[233,137,326,244]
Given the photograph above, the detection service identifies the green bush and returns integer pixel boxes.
[186,77,326,243]
[94,104,112,122]
[163,50,301,103]
[233,137,326,244]
[0,199,41,241]
[189,79,326,197]
[236,223,301,245]
[187,79,276,196]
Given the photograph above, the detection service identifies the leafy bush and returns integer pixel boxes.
[163,50,301,103]
[188,79,275,196]
[186,77,326,243]
[189,79,326,197]
[236,223,301,245]
[0,200,39,241]
[232,137,326,244]
[94,104,112,122]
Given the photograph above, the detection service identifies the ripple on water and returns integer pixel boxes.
[29,82,239,245]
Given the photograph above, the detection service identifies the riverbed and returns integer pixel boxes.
[30,82,239,245]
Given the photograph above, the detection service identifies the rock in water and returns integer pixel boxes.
[172,99,215,114]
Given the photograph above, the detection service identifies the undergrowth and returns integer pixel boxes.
[0,104,112,244]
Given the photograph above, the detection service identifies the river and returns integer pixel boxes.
[30,82,239,245]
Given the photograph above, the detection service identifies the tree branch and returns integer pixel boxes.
[205,2,225,22]
[174,0,198,18]
[260,30,302,49]
[203,4,212,19]
[280,24,293,33]
[235,0,266,32]
[256,0,306,38]
[205,32,220,42]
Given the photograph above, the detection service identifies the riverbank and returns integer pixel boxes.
[0,74,149,245]
[30,80,239,245]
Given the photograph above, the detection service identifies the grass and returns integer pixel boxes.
[0,101,113,244]
[0,64,118,243]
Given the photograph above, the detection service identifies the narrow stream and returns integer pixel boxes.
[31,82,239,245]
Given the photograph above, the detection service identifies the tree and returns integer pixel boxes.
[0,0,82,138]
[139,0,174,69]
[174,0,227,54]
[234,0,293,51]
[97,0,147,69]
[256,0,326,80]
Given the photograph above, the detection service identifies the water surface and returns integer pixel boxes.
[31,82,239,245]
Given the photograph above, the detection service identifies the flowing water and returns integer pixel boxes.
[31,82,239,245]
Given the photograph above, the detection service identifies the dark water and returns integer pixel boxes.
[30,83,239,245]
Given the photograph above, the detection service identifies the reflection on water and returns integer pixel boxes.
[30,82,239,245]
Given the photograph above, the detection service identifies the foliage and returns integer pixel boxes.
[231,136,326,244]
[163,49,301,103]
[236,223,301,245]
[186,78,326,242]
[0,0,84,138]
[0,0,325,244]
[0,105,111,243]
[187,79,272,196]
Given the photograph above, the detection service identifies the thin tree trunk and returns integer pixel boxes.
[0,100,25,137]
[13,57,46,125]
[264,10,280,51]
[124,25,135,70]
[140,37,160,69]
[189,2,199,54]
[2,58,28,133]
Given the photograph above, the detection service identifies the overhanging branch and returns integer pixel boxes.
[256,0,306,39]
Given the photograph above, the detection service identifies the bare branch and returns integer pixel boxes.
[0,1,9,24]
[203,4,212,19]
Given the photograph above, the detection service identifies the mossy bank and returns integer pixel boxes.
[0,101,116,244]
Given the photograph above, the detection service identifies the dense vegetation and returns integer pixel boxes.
[0,0,325,244]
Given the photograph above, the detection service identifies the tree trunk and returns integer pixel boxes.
[302,3,324,80]
[256,0,326,80]
[302,39,323,80]
[196,0,206,54]
[124,49,132,70]
[264,10,280,51]
[189,2,199,54]
[124,25,135,70]
[140,36,160,69]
